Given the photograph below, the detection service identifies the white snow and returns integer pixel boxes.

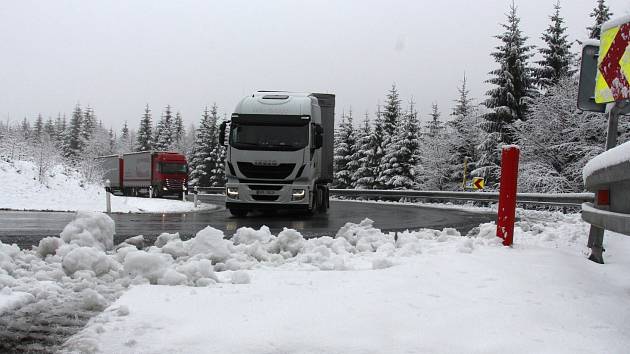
[583,140,630,181]
[601,14,630,32]
[0,159,217,213]
[53,212,629,354]
[1,207,628,353]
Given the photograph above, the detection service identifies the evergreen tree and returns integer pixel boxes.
[382,84,402,137]
[20,117,31,140]
[477,2,536,183]
[64,104,84,158]
[44,117,55,139]
[33,114,44,142]
[154,105,174,150]
[380,100,421,189]
[333,109,357,189]
[189,105,219,186]
[352,112,374,189]
[365,105,387,189]
[425,103,444,137]
[136,104,153,151]
[536,2,576,89]
[587,0,613,39]
[449,75,482,188]
[82,106,96,142]
[376,86,403,188]
[54,114,67,147]
[172,111,186,152]
[206,107,226,186]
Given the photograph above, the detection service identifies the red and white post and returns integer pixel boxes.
[496,145,520,246]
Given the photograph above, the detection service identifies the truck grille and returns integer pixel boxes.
[165,179,185,190]
[237,162,295,179]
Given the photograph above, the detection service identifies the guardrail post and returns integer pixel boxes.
[105,179,111,213]
[496,145,520,246]
[194,186,199,208]
[182,185,187,202]
[149,186,153,199]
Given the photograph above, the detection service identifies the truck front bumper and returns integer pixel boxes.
[224,182,311,209]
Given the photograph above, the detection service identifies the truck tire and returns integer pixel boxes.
[316,186,326,213]
[229,209,248,217]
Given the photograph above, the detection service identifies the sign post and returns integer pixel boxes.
[496,145,520,247]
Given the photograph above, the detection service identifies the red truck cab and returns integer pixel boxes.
[152,152,188,197]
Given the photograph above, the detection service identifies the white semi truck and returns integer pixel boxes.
[219,91,335,217]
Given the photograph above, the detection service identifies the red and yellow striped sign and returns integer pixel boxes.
[595,17,630,103]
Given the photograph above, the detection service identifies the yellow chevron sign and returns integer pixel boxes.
[595,17,630,103]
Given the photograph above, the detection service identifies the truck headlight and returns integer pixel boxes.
[226,187,239,199]
[292,189,305,201]
[162,186,168,191]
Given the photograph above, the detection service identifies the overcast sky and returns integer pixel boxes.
[1,0,628,130]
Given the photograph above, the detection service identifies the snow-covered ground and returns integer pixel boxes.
[1,209,628,353]
[0,159,216,213]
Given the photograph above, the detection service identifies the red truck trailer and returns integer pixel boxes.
[99,151,188,198]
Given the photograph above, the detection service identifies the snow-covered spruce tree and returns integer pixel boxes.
[53,114,67,147]
[171,111,186,153]
[380,100,421,189]
[189,105,219,187]
[81,106,96,143]
[136,104,153,152]
[333,109,357,189]
[354,108,386,189]
[475,3,536,184]
[587,0,613,40]
[153,105,175,151]
[44,117,55,140]
[417,103,453,190]
[117,121,132,153]
[33,114,44,142]
[535,2,576,90]
[352,112,374,189]
[376,86,403,188]
[425,103,445,137]
[448,75,482,187]
[206,107,226,187]
[20,117,31,140]
[63,104,84,158]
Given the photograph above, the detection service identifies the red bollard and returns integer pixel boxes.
[496,145,520,246]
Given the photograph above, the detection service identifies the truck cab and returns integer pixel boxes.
[220,91,334,217]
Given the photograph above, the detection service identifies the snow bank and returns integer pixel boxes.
[61,212,630,354]
[583,140,630,181]
[0,159,217,213]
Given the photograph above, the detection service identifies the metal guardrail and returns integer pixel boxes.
[583,142,630,263]
[196,186,593,206]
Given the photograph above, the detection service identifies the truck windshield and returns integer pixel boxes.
[160,163,187,174]
[230,124,308,151]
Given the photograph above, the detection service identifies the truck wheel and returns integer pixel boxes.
[229,209,248,217]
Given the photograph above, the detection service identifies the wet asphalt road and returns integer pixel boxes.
[0,195,496,249]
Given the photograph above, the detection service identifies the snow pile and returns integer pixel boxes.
[583,140,630,181]
[0,159,217,213]
[60,211,115,250]
[61,212,630,354]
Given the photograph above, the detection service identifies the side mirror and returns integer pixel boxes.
[219,121,227,146]
[315,125,323,149]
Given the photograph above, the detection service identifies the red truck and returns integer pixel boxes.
[99,151,188,198]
